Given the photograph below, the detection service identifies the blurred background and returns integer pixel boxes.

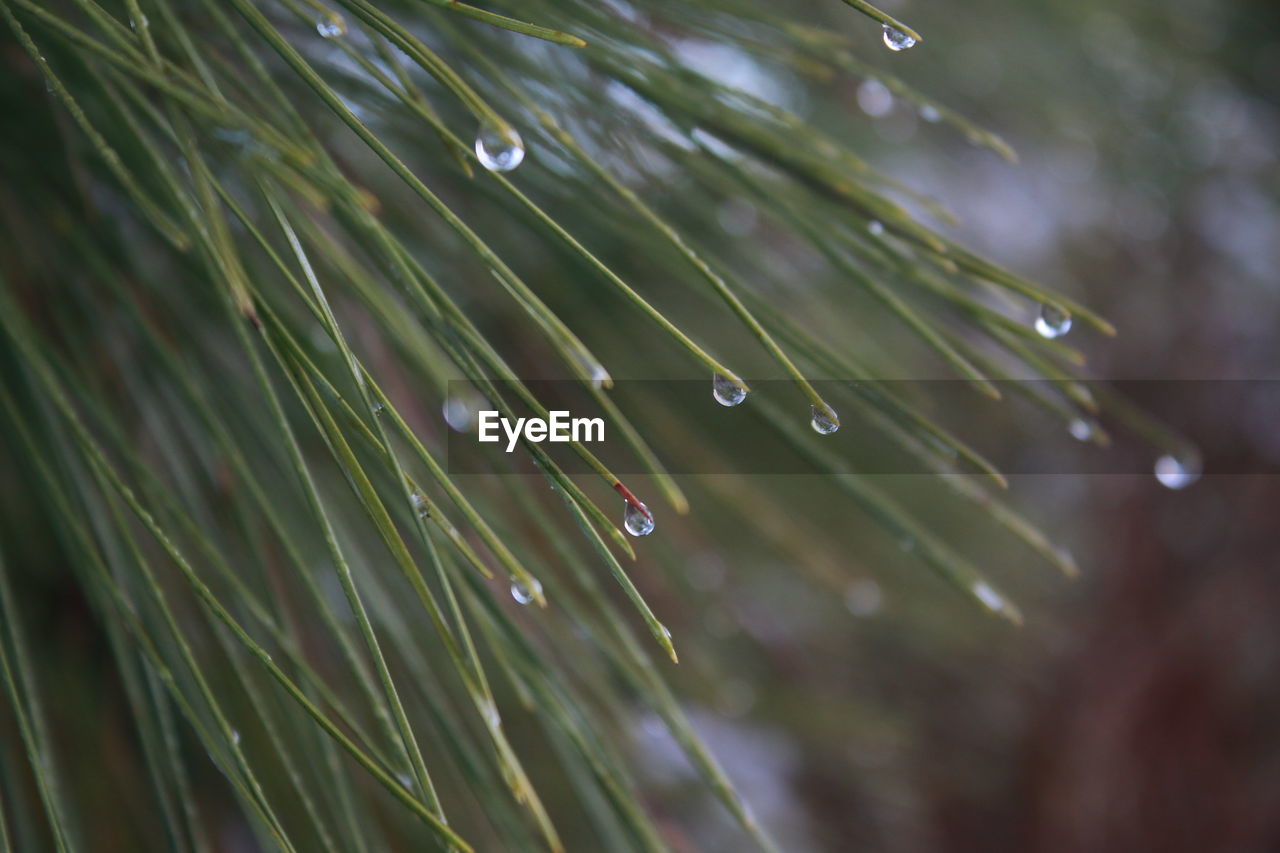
[633,0,1280,849]
[2,0,1279,850]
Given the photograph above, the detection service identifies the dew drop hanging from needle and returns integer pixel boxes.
[811,404,840,435]
[1035,304,1073,339]
[475,120,525,172]
[623,501,655,537]
[510,575,543,605]
[316,13,346,38]
[882,25,916,51]
[712,374,747,407]
[1154,453,1201,490]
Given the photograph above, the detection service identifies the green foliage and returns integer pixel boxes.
[0,0,1178,849]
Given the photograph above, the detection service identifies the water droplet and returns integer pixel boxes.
[1034,304,1073,339]
[130,14,149,32]
[411,491,430,519]
[590,364,610,389]
[1154,453,1201,490]
[396,772,412,790]
[509,575,543,605]
[810,404,840,435]
[712,374,747,406]
[442,397,477,432]
[971,581,1004,613]
[474,121,525,172]
[844,578,883,617]
[868,220,885,236]
[479,699,501,729]
[373,400,385,414]
[231,729,241,746]
[882,25,917,51]
[316,13,346,38]
[1068,418,1094,441]
[623,501,654,537]
[856,79,894,117]
[920,104,942,123]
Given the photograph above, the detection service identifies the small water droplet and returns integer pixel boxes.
[868,220,885,236]
[810,404,840,435]
[971,581,1004,613]
[712,374,747,407]
[231,729,241,746]
[396,772,412,790]
[623,501,654,537]
[1154,453,1201,490]
[130,14,149,32]
[474,121,525,172]
[411,491,430,519]
[316,13,346,38]
[510,575,542,605]
[1034,304,1073,339]
[882,24,917,51]
[844,578,883,617]
[1068,418,1094,441]
[479,699,501,729]
[856,78,894,116]
[659,624,672,641]
[373,400,385,414]
[920,104,942,123]
[590,364,610,389]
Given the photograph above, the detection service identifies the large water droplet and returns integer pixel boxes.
[1035,304,1073,339]
[442,397,477,432]
[474,121,525,172]
[712,374,747,407]
[882,24,917,51]
[510,575,542,605]
[623,501,654,537]
[810,404,840,435]
[1154,453,1200,490]
[868,220,885,236]
[316,13,346,38]
[919,104,942,123]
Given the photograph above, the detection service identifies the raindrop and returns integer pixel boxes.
[882,25,917,52]
[411,491,429,519]
[474,121,525,172]
[844,578,883,617]
[856,79,894,117]
[442,397,477,432]
[590,364,610,389]
[1154,453,1201,490]
[231,729,241,746]
[373,400,385,414]
[712,374,747,407]
[1034,304,1073,339]
[316,13,346,38]
[971,581,1004,613]
[920,104,942,123]
[810,404,840,435]
[1068,418,1094,441]
[130,14,149,32]
[510,575,542,605]
[623,501,654,537]
[868,220,885,236]
[479,699,501,729]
